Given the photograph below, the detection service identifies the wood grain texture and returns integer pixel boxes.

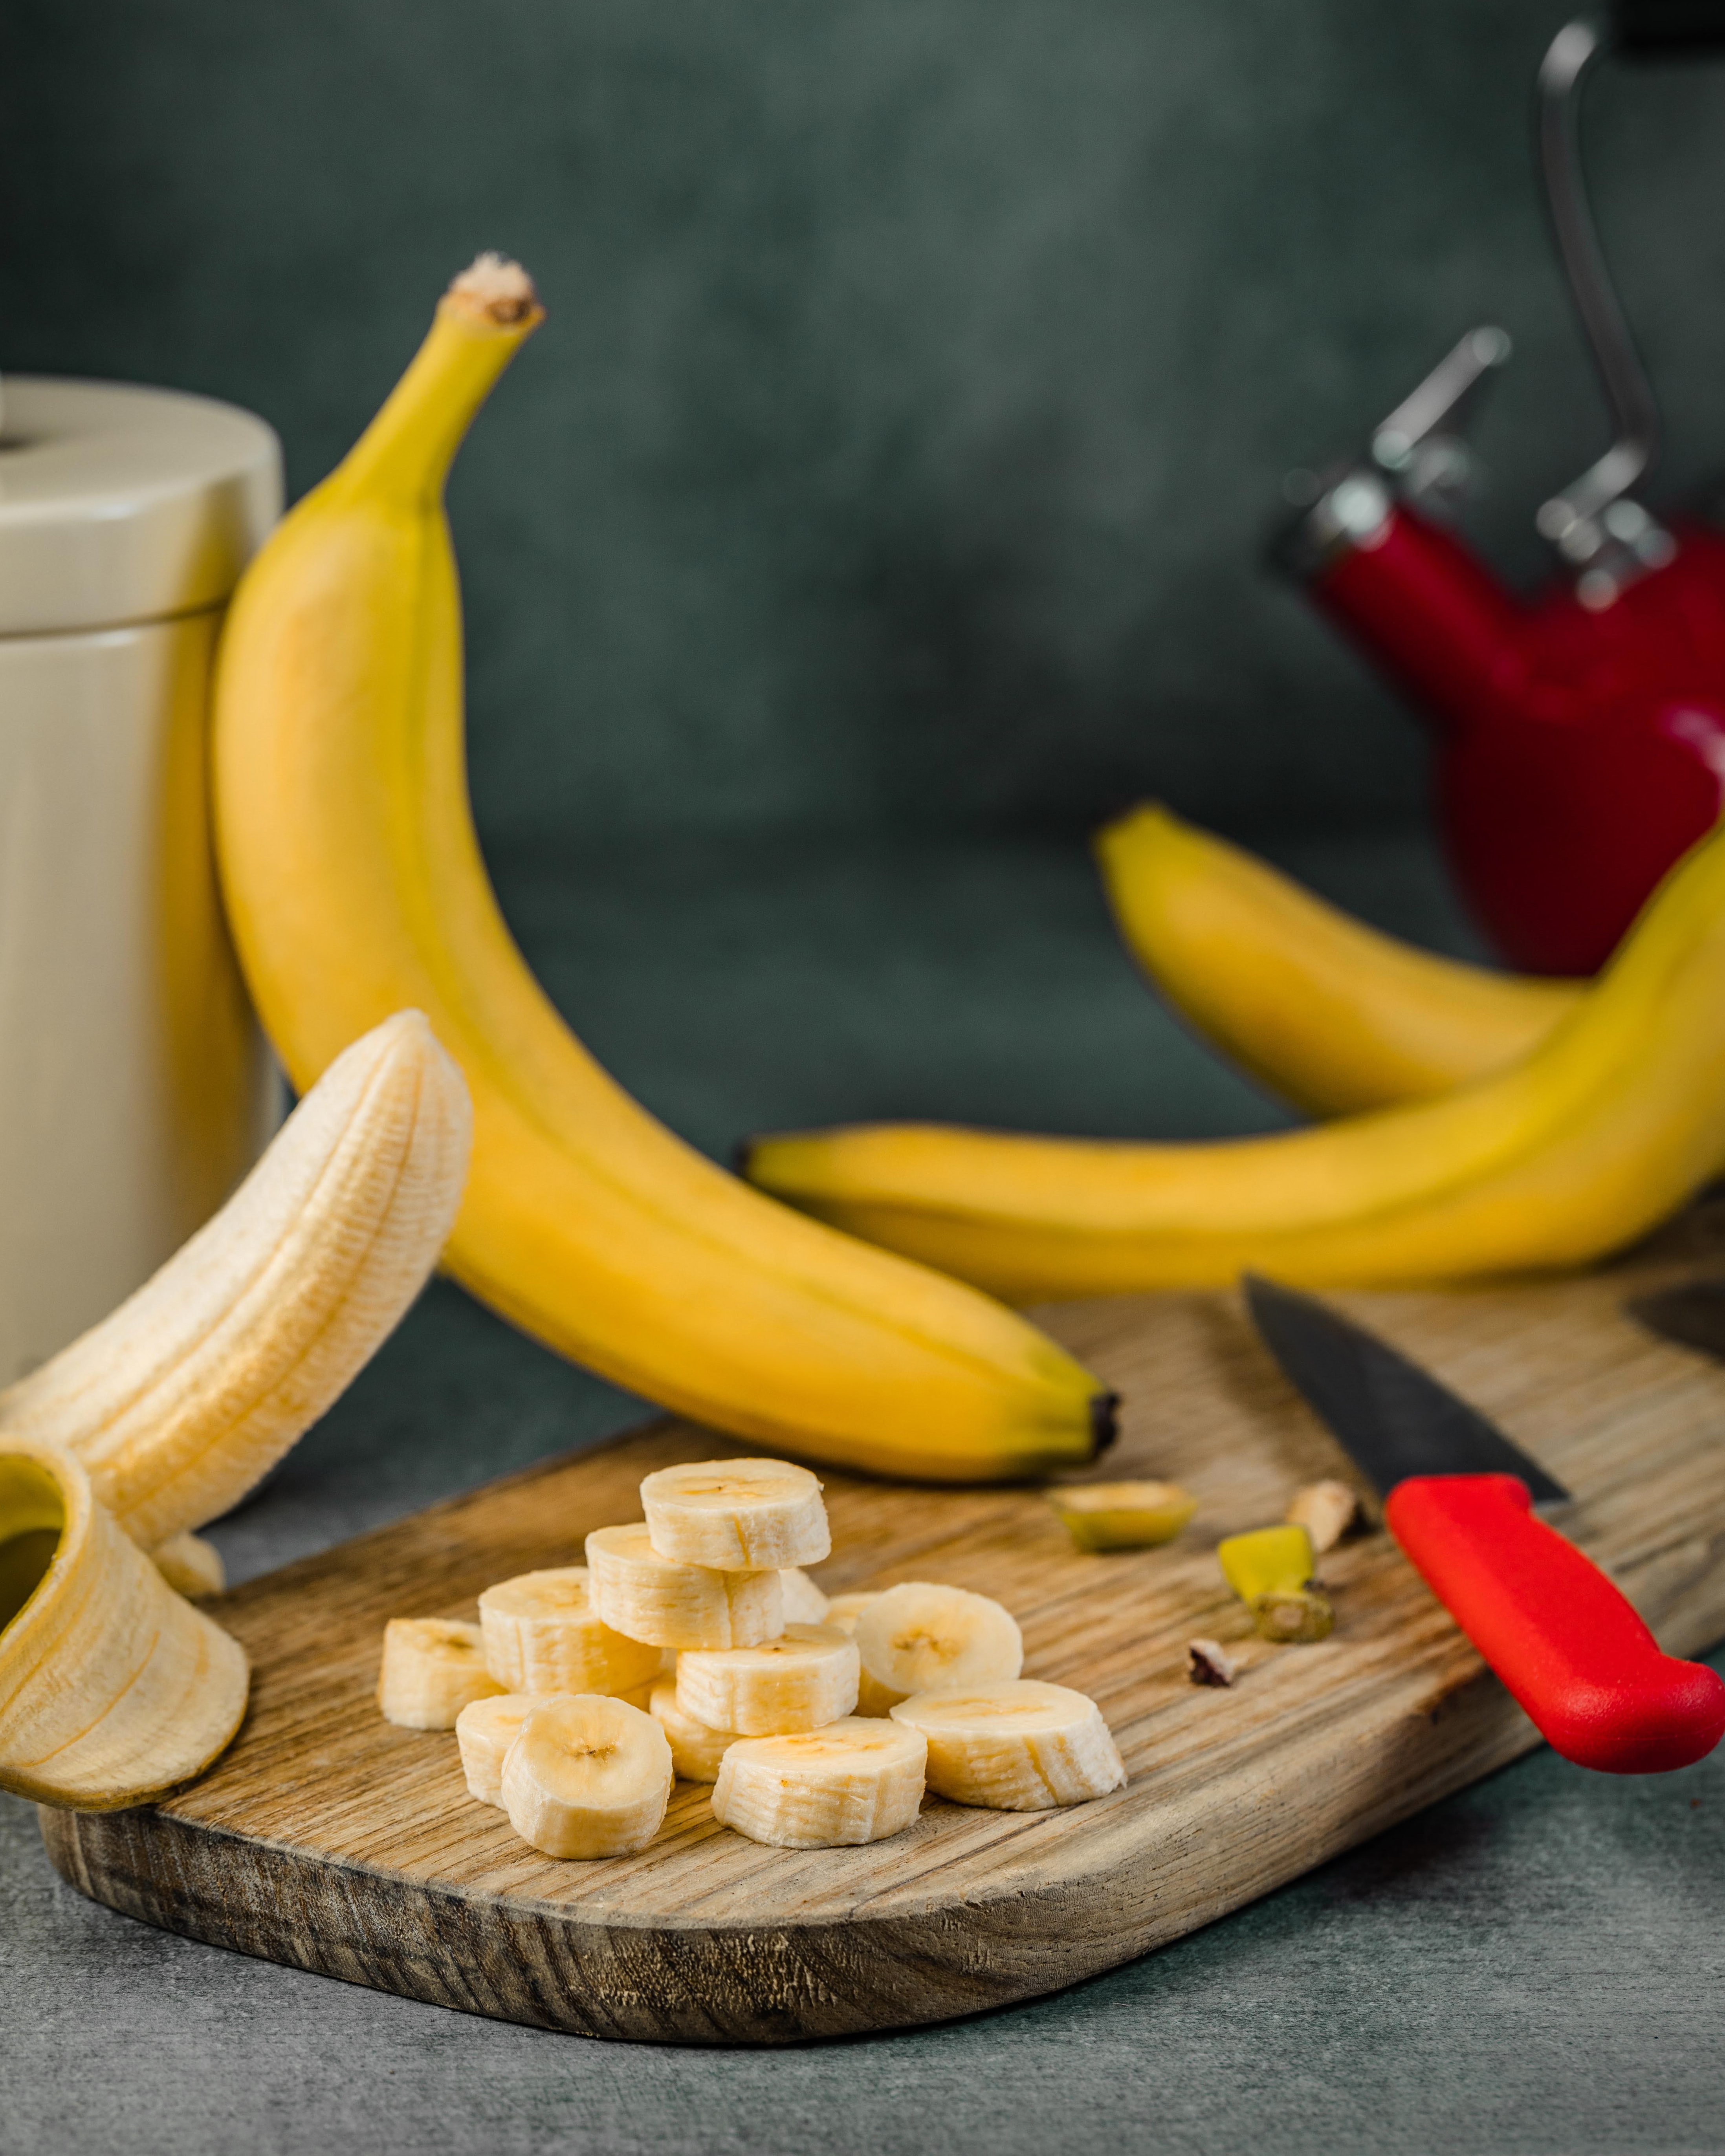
[39,1207,1725,2044]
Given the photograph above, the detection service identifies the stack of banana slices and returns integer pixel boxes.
[383,1457,1126,1858]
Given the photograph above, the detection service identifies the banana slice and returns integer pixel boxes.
[649,1676,739,1782]
[151,1530,227,1600]
[640,1457,830,1570]
[822,1590,880,1634]
[456,1690,548,1805]
[712,1716,928,1847]
[0,1439,249,1810]
[1046,1480,1196,1552]
[675,1621,859,1735]
[378,1617,504,1729]
[852,1582,1022,1716]
[889,1680,1126,1809]
[478,1568,663,1696]
[584,1523,783,1650]
[779,1567,830,1623]
[500,1691,673,1859]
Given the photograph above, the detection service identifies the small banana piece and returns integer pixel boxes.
[1219,1525,1334,1643]
[212,259,1115,1487]
[500,1692,673,1859]
[746,819,1725,1297]
[1045,1480,1196,1553]
[779,1568,830,1623]
[711,1716,928,1847]
[378,1617,504,1730]
[478,1569,663,1696]
[675,1622,860,1735]
[0,1012,470,1549]
[456,1691,545,1806]
[152,1530,226,1600]
[889,1680,1126,1809]
[0,1438,248,1809]
[640,1458,830,1570]
[649,1676,739,1782]
[853,1582,1023,1716]
[822,1590,881,1635]
[1096,802,1577,1114]
[584,1523,783,1650]
[1287,1479,1360,1554]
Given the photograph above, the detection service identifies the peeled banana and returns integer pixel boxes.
[889,1680,1126,1809]
[852,1582,1023,1716]
[640,1458,830,1571]
[779,1568,830,1624]
[378,1617,503,1729]
[478,1568,663,1697]
[500,1692,673,1859]
[0,1438,249,1809]
[1096,802,1576,1114]
[649,1676,740,1782]
[0,1011,469,1550]
[747,821,1725,1296]
[211,256,1113,1487]
[152,1531,227,1600]
[711,1717,928,1847]
[585,1523,783,1650]
[675,1621,860,1735]
[455,1691,542,1805]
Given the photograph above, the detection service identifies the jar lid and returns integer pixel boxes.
[0,376,282,636]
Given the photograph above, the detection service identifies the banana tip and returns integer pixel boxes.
[445,253,540,327]
[1090,1391,1121,1456]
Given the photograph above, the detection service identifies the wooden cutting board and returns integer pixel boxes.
[38,1209,1725,2045]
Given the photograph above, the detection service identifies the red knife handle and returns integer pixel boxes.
[1384,1473,1725,1774]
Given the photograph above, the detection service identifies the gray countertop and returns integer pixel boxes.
[4,830,1720,2156]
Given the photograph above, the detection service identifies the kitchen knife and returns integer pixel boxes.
[1627,1278,1725,1363]
[1243,1274,1725,1775]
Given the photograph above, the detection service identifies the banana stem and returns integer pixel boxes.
[335,256,544,509]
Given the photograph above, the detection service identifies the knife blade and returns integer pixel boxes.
[1627,1278,1725,1363]
[1243,1274,1725,1775]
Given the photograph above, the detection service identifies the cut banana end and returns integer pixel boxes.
[0,1011,473,1550]
[890,1680,1126,1810]
[456,1691,548,1806]
[712,1717,928,1847]
[852,1582,1022,1716]
[649,1677,739,1782]
[1046,1480,1197,1553]
[676,1622,859,1735]
[779,1568,830,1624]
[152,1530,226,1600]
[0,1440,249,1810]
[640,1457,830,1570]
[585,1523,783,1649]
[500,1692,673,1859]
[478,1568,664,1696]
[378,1617,504,1729]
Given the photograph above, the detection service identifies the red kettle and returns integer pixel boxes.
[1278,6,1725,975]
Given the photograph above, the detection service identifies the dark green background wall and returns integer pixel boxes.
[6,0,1725,846]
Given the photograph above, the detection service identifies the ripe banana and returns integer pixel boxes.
[0,1011,469,1550]
[456,1691,541,1805]
[675,1621,860,1735]
[640,1458,830,1571]
[478,1568,663,1696]
[500,1692,673,1859]
[0,1437,248,1809]
[210,256,1111,1487]
[889,1680,1126,1809]
[378,1617,503,1729]
[746,821,1725,1297]
[649,1676,740,1782]
[779,1568,830,1624]
[1096,802,1577,1114]
[585,1523,783,1650]
[710,1717,928,1847]
[852,1582,1023,1716]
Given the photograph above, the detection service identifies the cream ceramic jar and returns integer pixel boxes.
[0,376,282,1382]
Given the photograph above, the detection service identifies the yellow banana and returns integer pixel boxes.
[745,822,1725,1299]
[1096,803,1578,1114]
[211,258,1109,1484]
